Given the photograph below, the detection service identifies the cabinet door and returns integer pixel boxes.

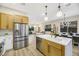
[14,15,22,23]
[48,43,62,56]
[0,13,8,29]
[8,14,14,30]
[41,39,48,55]
[48,41,65,56]
[22,16,28,23]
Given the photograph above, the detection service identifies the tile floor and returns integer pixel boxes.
[73,46,79,56]
[4,46,43,56]
[3,45,79,56]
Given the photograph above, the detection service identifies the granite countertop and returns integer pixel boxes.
[36,34,72,46]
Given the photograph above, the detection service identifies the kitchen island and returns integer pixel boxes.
[36,34,72,56]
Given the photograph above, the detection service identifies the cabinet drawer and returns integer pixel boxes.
[48,41,62,49]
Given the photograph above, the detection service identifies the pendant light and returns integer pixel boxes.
[56,3,63,17]
[44,5,48,21]
[63,14,66,26]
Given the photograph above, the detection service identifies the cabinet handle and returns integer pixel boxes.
[48,43,53,53]
[48,45,50,53]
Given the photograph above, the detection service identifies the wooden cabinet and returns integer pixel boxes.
[14,15,29,24]
[41,39,48,55]
[0,13,29,30]
[8,14,14,30]
[48,44,62,56]
[36,37,65,56]
[48,41,64,56]
[0,13,8,29]
[14,15,22,23]
[0,13,14,30]
[36,37,48,55]
[21,16,28,23]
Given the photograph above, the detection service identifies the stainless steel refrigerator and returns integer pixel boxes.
[13,23,28,50]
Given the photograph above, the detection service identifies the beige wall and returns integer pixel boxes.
[39,15,79,34]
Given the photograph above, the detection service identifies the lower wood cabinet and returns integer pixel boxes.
[41,39,48,55]
[48,45,62,56]
[36,37,65,56]
[48,41,64,56]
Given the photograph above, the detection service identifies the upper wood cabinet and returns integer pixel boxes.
[14,15,29,24]
[0,13,8,29]
[8,14,14,30]
[14,15,22,23]
[0,13,29,30]
[0,13,14,30]
[21,16,29,24]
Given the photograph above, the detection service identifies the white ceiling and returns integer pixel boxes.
[0,3,79,24]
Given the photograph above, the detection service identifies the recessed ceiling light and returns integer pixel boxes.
[34,26,36,27]
[56,10,63,17]
[44,16,48,21]
[42,13,45,16]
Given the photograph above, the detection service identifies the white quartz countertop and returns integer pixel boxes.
[36,34,72,46]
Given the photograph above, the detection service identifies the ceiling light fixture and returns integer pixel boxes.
[42,13,45,16]
[44,5,48,21]
[34,25,36,28]
[44,16,48,21]
[63,14,66,25]
[56,3,63,17]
